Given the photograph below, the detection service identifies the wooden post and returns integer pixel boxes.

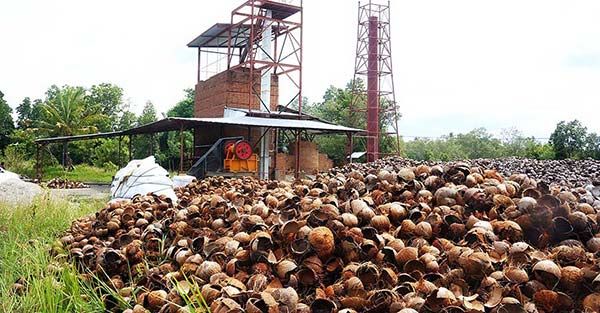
[294,130,300,179]
[179,125,185,174]
[35,144,41,182]
[272,129,278,179]
[118,136,122,167]
[129,135,133,161]
[62,141,68,168]
[348,132,354,164]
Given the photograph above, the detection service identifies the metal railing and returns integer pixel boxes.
[187,137,244,179]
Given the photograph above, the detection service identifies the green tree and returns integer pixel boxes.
[167,88,195,118]
[37,87,105,167]
[90,138,129,168]
[309,84,354,127]
[159,89,196,170]
[133,101,158,159]
[0,91,15,151]
[117,111,137,131]
[307,84,355,164]
[86,83,124,131]
[404,137,467,161]
[549,120,588,159]
[137,101,158,125]
[16,97,32,129]
[501,128,528,157]
[305,80,400,164]
[15,97,44,130]
[37,87,104,137]
[451,128,503,159]
[584,132,600,160]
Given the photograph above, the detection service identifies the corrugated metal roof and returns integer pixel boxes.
[186,116,362,132]
[187,23,251,48]
[36,112,363,144]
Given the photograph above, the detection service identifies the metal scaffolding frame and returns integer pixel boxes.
[188,0,304,176]
[350,0,401,162]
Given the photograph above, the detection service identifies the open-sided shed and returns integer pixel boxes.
[34,108,363,180]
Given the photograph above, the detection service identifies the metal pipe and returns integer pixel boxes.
[366,15,379,162]
[258,9,273,180]
[197,48,201,82]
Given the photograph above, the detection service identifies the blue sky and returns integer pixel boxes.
[0,0,599,139]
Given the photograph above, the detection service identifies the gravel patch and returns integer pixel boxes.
[49,184,110,202]
[0,178,43,206]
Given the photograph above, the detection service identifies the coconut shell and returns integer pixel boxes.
[308,227,335,259]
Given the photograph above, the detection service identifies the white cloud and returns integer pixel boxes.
[0,0,599,138]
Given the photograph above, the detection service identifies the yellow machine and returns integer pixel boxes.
[223,140,258,173]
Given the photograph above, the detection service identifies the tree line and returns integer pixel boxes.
[304,81,600,164]
[1,80,599,173]
[0,84,195,172]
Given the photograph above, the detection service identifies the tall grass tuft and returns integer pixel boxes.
[0,196,106,312]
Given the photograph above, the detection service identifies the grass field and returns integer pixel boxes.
[6,161,115,184]
[0,196,106,312]
[41,164,115,184]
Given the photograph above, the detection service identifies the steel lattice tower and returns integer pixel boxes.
[350,0,400,162]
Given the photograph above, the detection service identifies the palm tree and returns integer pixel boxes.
[37,87,105,168]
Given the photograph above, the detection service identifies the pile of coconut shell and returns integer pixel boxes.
[58,160,600,312]
[340,157,600,189]
[46,177,88,189]
[470,158,600,188]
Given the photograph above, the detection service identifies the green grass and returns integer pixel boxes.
[41,164,115,184]
[0,196,212,313]
[0,196,106,312]
[7,162,115,184]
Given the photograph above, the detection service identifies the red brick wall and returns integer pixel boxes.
[194,68,279,118]
[192,68,280,175]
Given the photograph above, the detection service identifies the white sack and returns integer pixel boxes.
[172,175,196,188]
[110,156,177,202]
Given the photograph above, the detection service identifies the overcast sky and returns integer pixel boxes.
[1,0,599,139]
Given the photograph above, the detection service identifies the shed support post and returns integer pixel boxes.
[179,125,184,174]
[62,141,68,168]
[348,133,354,164]
[129,135,133,161]
[118,136,122,167]
[294,130,300,179]
[35,144,41,182]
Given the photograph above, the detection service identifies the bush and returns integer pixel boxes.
[90,138,128,168]
[2,145,35,175]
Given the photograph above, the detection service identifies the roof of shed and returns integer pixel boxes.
[35,110,363,144]
[187,23,251,48]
